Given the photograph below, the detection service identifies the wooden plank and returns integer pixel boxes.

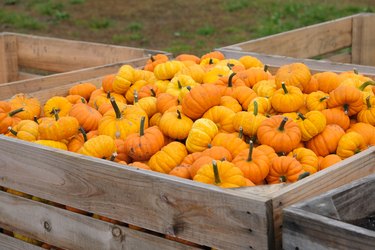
[271,147,375,249]
[222,15,354,59]
[0,191,199,250]
[0,57,147,100]
[0,34,19,83]
[15,33,152,72]
[0,136,272,250]
[283,207,375,250]
[17,72,40,81]
[352,14,375,66]
[217,49,375,79]
[0,233,43,250]
[323,51,352,64]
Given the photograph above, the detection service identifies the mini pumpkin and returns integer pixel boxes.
[319,154,342,170]
[159,109,193,140]
[327,85,363,116]
[288,147,319,174]
[78,135,116,159]
[8,120,38,141]
[9,93,41,120]
[69,82,97,101]
[185,118,219,153]
[193,160,247,188]
[296,111,326,141]
[266,156,306,184]
[0,101,23,134]
[306,124,345,157]
[124,116,164,161]
[321,108,350,130]
[275,63,311,91]
[43,96,72,117]
[271,82,304,113]
[347,122,375,146]
[306,91,329,111]
[257,116,301,154]
[148,141,188,173]
[203,106,236,133]
[357,96,375,126]
[69,102,102,132]
[336,132,367,159]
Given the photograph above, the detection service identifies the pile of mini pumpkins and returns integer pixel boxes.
[1,51,375,188]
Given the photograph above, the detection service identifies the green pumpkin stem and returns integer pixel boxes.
[139,116,145,137]
[9,108,24,117]
[366,96,372,109]
[186,86,192,91]
[207,143,212,148]
[297,112,305,120]
[319,96,329,102]
[279,176,287,183]
[110,97,122,119]
[253,101,258,116]
[228,73,236,88]
[238,126,244,139]
[78,127,87,142]
[353,68,358,75]
[150,55,155,62]
[133,90,139,104]
[51,108,59,121]
[278,117,288,131]
[177,110,182,119]
[359,81,375,91]
[80,97,86,103]
[281,82,288,94]
[33,116,39,124]
[8,127,17,136]
[264,64,269,72]
[150,88,156,97]
[247,140,254,162]
[212,160,221,184]
[297,172,310,181]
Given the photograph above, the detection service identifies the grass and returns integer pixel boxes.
[0,0,374,55]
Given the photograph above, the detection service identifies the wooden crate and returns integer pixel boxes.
[283,174,375,250]
[0,32,170,100]
[0,71,374,249]
[219,13,375,66]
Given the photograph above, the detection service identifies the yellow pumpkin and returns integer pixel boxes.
[185,118,219,153]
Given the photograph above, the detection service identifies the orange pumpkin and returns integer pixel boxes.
[9,93,41,120]
[257,116,301,154]
[266,156,306,184]
[336,132,367,159]
[306,124,345,157]
[271,82,304,113]
[275,63,311,91]
[327,85,363,116]
[124,116,164,161]
[319,154,342,170]
[69,82,97,101]
[347,122,375,146]
[321,108,350,130]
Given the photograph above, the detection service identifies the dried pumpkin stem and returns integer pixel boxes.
[78,127,87,142]
[139,116,145,137]
[319,96,329,102]
[33,116,39,124]
[177,80,182,89]
[238,126,244,139]
[343,104,349,115]
[9,107,24,117]
[207,143,212,148]
[228,73,236,88]
[278,117,288,131]
[212,160,221,184]
[150,55,155,62]
[281,82,288,94]
[186,86,192,91]
[133,90,139,104]
[264,65,269,72]
[51,108,59,121]
[253,101,258,116]
[7,127,17,136]
[110,97,122,119]
[176,110,182,119]
[297,112,305,120]
[366,96,372,109]
[150,88,156,97]
[247,140,254,162]
[297,172,310,181]
[209,58,214,65]
[279,176,287,183]
[358,81,375,91]
[106,91,111,99]
[109,152,118,161]
[353,68,358,75]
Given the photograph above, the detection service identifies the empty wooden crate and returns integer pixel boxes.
[0,32,170,99]
[219,13,375,66]
[283,174,375,250]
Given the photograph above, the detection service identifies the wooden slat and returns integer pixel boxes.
[0,57,147,100]
[0,233,43,250]
[323,51,352,64]
[17,72,40,81]
[0,34,19,83]
[222,15,354,59]
[217,49,375,79]
[15,33,152,72]
[0,191,199,250]
[352,14,375,66]
[271,147,375,249]
[0,136,272,250]
[283,207,375,250]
